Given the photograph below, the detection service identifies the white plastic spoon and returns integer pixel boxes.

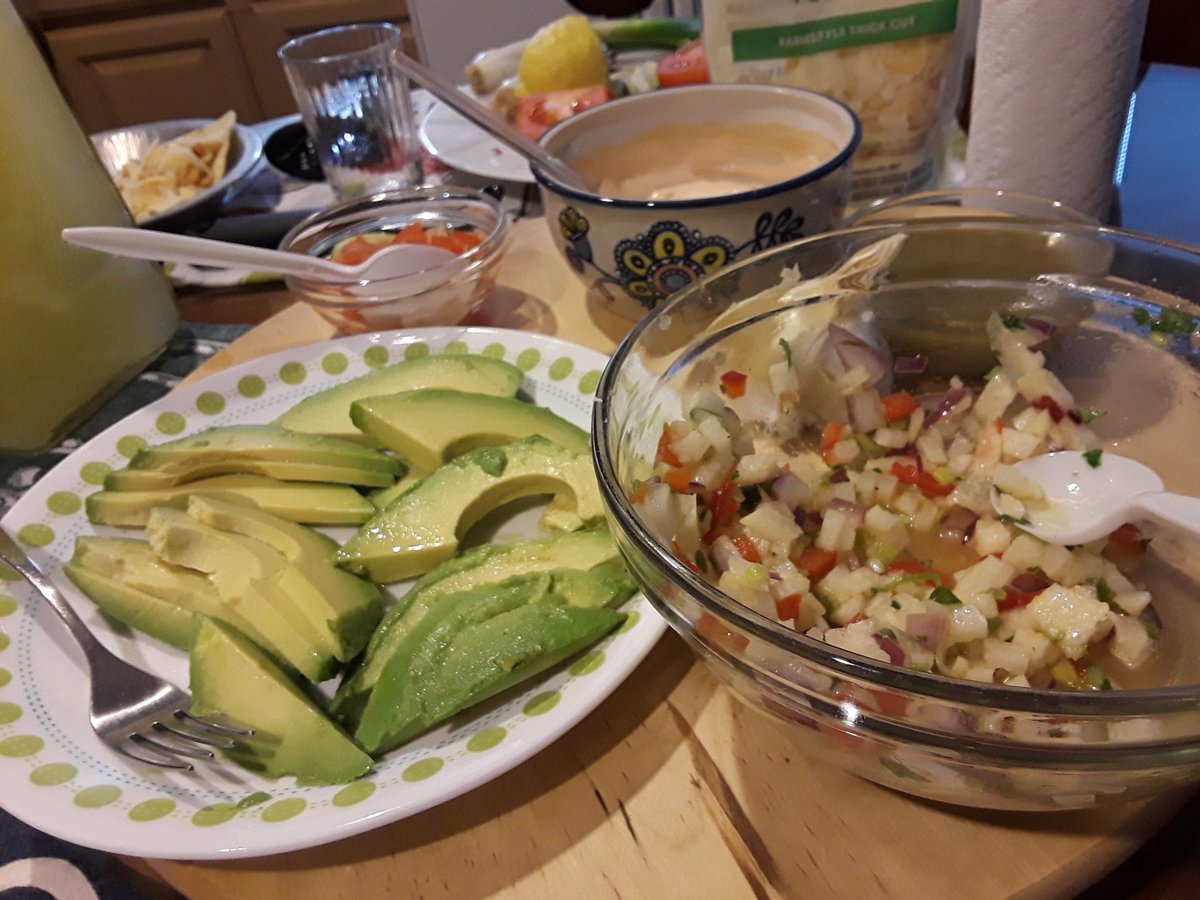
[61,226,458,283]
[996,451,1200,545]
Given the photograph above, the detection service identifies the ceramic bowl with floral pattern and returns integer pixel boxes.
[534,83,861,320]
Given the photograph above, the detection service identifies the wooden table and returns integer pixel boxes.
[147,217,1199,900]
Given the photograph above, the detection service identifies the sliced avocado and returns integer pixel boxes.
[353,573,556,752]
[423,602,624,726]
[190,616,372,785]
[336,436,605,583]
[145,508,337,682]
[331,528,621,722]
[544,561,637,609]
[274,353,523,443]
[185,495,382,661]
[366,472,422,511]
[359,588,625,754]
[350,389,589,473]
[65,536,261,650]
[85,474,375,527]
[105,426,399,491]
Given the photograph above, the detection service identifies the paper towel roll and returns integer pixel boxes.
[964,0,1149,221]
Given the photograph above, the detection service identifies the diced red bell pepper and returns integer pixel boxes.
[882,391,918,423]
[791,547,838,582]
[731,534,761,563]
[891,461,954,498]
[719,369,748,399]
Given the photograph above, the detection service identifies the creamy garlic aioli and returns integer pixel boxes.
[572,120,839,201]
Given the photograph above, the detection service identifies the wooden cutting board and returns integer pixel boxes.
[148,217,1191,900]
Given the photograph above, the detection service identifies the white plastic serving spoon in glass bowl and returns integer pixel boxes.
[995,450,1200,545]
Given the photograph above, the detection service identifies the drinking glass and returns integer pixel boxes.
[278,23,422,201]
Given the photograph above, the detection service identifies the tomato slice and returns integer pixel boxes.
[656,39,709,88]
[513,85,611,141]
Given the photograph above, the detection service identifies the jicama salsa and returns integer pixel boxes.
[633,311,1159,690]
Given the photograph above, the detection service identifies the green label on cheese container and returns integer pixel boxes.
[731,0,958,62]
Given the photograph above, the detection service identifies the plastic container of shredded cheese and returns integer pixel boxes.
[702,0,973,205]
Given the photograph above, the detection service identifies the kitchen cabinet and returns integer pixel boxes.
[22,0,415,131]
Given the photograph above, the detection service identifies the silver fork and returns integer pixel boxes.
[0,526,252,771]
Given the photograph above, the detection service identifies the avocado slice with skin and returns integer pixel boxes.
[331,528,622,722]
[350,389,589,473]
[274,353,523,444]
[185,495,382,662]
[85,474,375,527]
[145,508,338,682]
[105,425,399,491]
[189,616,372,786]
[353,573,556,752]
[65,536,264,650]
[337,436,605,583]
[351,566,632,744]
[356,579,625,754]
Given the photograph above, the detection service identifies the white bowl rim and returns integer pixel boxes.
[533,83,862,209]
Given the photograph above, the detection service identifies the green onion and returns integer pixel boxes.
[1083,449,1103,468]
[1078,408,1101,423]
[778,338,793,365]
[999,514,1031,526]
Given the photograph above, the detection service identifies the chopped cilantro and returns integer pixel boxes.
[891,599,901,610]
[999,514,1031,526]
[778,337,793,365]
[880,627,898,641]
[1083,449,1103,468]
[1132,305,1197,335]
[1156,306,1196,334]
[1000,313,1023,330]
[930,586,961,605]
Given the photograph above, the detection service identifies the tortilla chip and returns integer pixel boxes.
[114,111,237,222]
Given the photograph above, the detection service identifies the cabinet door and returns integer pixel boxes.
[46,7,264,132]
[234,0,416,119]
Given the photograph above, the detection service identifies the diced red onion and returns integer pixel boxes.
[894,354,928,375]
[709,538,735,574]
[905,613,946,648]
[1023,317,1058,340]
[771,470,808,508]
[1010,572,1052,594]
[828,497,866,523]
[829,468,850,484]
[794,509,822,532]
[828,324,889,387]
[938,506,979,544]
[874,634,906,666]
[920,387,970,430]
[720,406,741,430]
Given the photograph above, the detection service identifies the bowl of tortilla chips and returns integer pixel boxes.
[91,111,263,231]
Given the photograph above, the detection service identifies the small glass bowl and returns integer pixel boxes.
[278,187,509,334]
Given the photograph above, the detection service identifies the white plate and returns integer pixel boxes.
[420,100,533,185]
[0,327,663,860]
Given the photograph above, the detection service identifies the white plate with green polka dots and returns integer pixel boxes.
[0,326,664,859]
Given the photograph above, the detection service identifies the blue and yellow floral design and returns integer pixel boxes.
[557,204,812,308]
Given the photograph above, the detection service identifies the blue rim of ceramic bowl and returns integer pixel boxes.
[531,84,863,210]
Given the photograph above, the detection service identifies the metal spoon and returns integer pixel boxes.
[391,52,591,191]
[61,226,457,282]
[995,451,1200,545]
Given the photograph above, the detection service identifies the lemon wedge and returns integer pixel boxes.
[518,15,607,94]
